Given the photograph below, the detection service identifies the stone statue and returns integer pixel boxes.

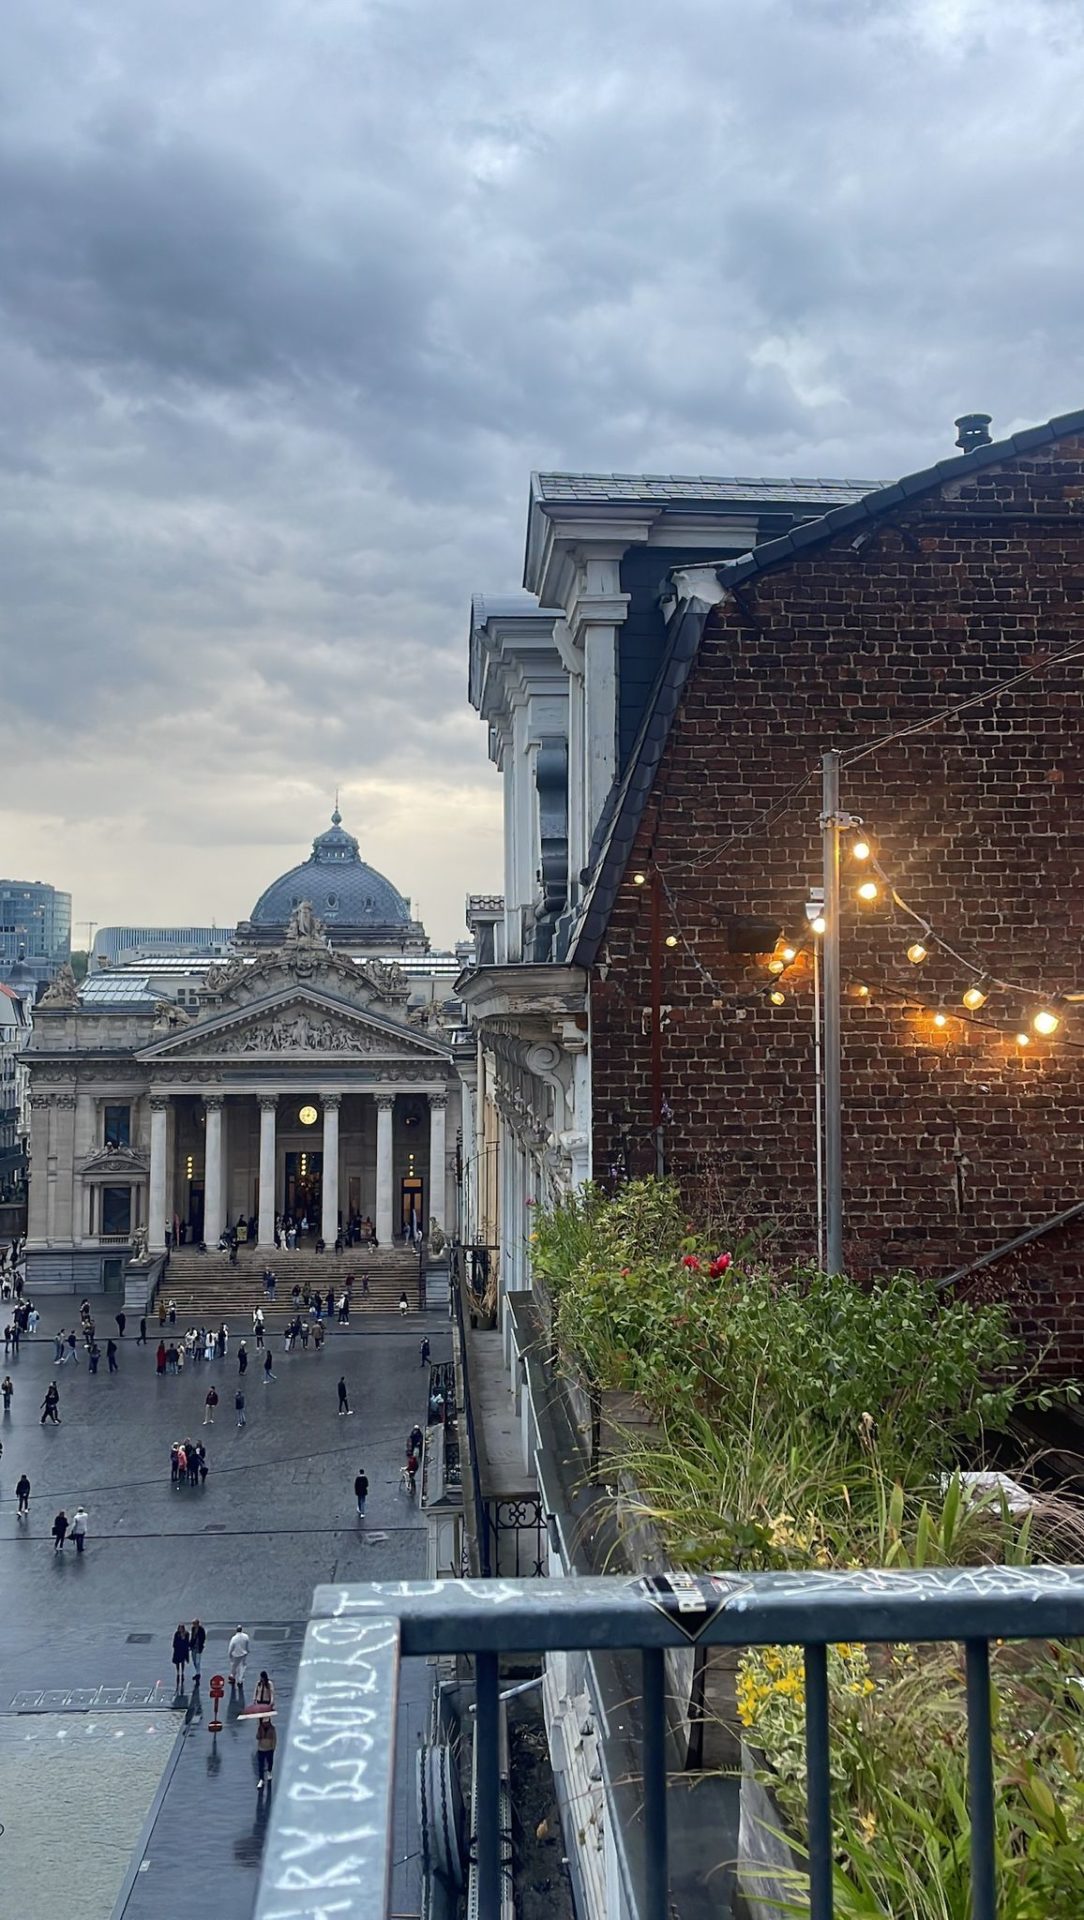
[129,1224,149,1261]
[428,1216,446,1255]
[285,899,326,945]
[38,963,80,1008]
[153,999,193,1031]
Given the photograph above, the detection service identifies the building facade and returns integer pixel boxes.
[0,877,71,991]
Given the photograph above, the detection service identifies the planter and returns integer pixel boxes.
[739,1746,805,1919]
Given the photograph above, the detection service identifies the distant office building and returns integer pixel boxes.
[0,879,71,991]
[91,925,236,968]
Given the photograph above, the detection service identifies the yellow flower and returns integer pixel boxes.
[858,1811,877,1841]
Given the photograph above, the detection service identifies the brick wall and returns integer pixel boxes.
[591,439,1084,1364]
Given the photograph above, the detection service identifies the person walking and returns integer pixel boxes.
[253,1670,275,1711]
[263,1351,276,1384]
[16,1472,30,1516]
[337,1375,351,1417]
[419,1336,431,1367]
[354,1468,369,1517]
[189,1618,206,1680]
[204,1386,218,1425]
[235,1387,246,1428]
[227,1625,250,1690]
[67,1328,80,1364]
[172,1623,190,1690]
[1,1375,11,1414]
[238,1341,248,1376]
[256,1714,277,1790]
[107,1338,119,1373]
[138,1316,147,1345]
[70,1506,88,1553]
[40,1383,60,1425]
[398,1292,408,1318]
[115,1311,126,1339]
[156,1339,167,1376]
[52,1509,69,1552]
[167,1299,177,1327]
[88,1343,101,1374]
[337,1292,349,1325]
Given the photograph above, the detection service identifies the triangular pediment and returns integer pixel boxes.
[136,983,453,1064]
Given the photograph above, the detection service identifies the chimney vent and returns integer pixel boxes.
[955,413,993,453]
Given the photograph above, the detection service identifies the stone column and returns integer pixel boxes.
[375,1095,394,1247]
[27,1094,52,1246]
[148,1095,169,1252]
[428,1093,447,1234]
[321,1095,341,1245]
[203,1095,224,1246]
[257,1097,277,1246]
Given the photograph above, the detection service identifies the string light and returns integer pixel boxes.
[781,945,797,963]
[857,881,879,903]
[1016,1032,1031,1048]
[854,983,871,998]
[767,958,786,975]
[962,981,988,1011]
[1032,1008,1060,1036]
[810,914,826,934]
[665,934,678,949]
[769,989,787,1007]
[852,838,872,861]
[933,1012,948,1029]
[633,872,647,886]
[906,941,928,965]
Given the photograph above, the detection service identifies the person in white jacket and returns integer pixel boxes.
[228,1625,250,1689]
[70,1506,88,1554]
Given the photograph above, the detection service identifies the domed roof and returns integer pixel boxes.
[249,810,412,930]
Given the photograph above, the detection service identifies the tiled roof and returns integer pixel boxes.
[533,472,879,507]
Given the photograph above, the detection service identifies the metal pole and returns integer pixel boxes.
[650,875,665,1177]
[813,938,825,1273]
[822,750,844,1275]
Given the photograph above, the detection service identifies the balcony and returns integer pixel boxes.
[254,1566,1084,1920]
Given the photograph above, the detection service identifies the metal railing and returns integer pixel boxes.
[255,1567,1084,1920]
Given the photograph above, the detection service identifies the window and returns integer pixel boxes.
[104,1104,130,1148]
[101,1186,132,1235]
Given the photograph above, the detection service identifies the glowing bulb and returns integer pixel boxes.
[664,934,678,949]
[633,872,646,886]
[906,942,928,965]
[854,983,870,998]
[852,838,871,861]
[962,985,987,1011]
[933,1012,947,1029]
[811,914,826,935]
[1032,1008,1060,1036]
[767,958,786,975]
[1016,1032,1031,1049]
[781,946,797,963]
[857,881,879,903]
[769,989,787,1007]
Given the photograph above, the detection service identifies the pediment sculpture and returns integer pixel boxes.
[38,963,80,1008]
[229,1012,377,1055]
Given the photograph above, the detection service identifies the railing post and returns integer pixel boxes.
[804,1643,834,1920]
[641,1648,670,1920]
[475,1650,501,1917]
[965,1639,997,1920]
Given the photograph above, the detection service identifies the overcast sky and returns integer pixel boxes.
[3,0,1082,947]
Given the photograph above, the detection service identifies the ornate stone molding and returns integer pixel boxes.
[375,1094,395,1112]
[427,1093,448,1111]
[203,1094,224,1112]
[322,1093,342,1111]
[257,1094,279,1112]
[149,1095,171,1113]
[55,1094,78,1111]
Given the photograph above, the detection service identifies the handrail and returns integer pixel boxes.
[938,1197,1084,1289]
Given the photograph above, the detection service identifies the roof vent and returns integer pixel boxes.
[955,413,993,453]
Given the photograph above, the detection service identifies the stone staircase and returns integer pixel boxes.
[156,1244,422,1324]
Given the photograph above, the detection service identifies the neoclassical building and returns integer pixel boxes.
[24,821,460,1292]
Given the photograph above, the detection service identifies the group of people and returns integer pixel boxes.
[169,1437,210,1486]
[170,1622,278,1787]
[50,1505,89,1552]
[3,1294,38,1354]
[155,1324,232,1373]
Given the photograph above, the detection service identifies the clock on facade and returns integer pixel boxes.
[298,1105,318,1126]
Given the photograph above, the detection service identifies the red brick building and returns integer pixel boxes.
[571,414,1084,1359]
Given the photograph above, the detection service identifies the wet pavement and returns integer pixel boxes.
[0,1301,444,1918]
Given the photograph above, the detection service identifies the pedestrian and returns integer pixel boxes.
[176,1341,185,1375]
[190,1618,206,1679]
[116,1311,126,1339]
[354,1467,369,1516]
[313,1320,325,1350]
[158,1296,166,1327]
[300,1320,309,1350]
[175,1440,188,1486]
[409,1422,423,1457]
[196,1442,208,1484]
[360,1272,370,1299]
[2,1374,12,1412]
[70,1506,88,1553]
[337,1375,351,1416]
[16,1471,30,1516]
[256,1714,277,1790]
[253,1669,275,1711]
[228,1624,250,1689]
[107,1338,119,1373]
[263,1352,276,1384]
[325,1287,334,1317]
[40,1383,60,1424]
[156,1339,167,1376]
[186,1438,200,1486]
[168,1298,177,1327]
[138,1316,147,1345]
[67,1329,80,1364]
[219,1322,229,1357]
[172,1623,190,1689]
[337,1293,349,1325]
[88,1343,101,1374]
[398,1292,408,1317]
[419,1336,431,1367]
[204,1328,215,1363]
[238,1342,248,1375]
[236,1388,246,1428]
[52,1509,69,1552]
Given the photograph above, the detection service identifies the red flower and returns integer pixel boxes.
[709,1253,732,1277]
[620,1267,631,1277]
[525,1197,536,1207]
[682,1254,701,1271]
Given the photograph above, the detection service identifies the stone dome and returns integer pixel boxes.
[248,811,412,931]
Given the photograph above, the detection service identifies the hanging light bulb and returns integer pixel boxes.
[767,958,786,975]
[1016,1032,1031,1048]
[633,872,646,886]
[906,941,928,965]
[857,881,879,903]
[962,981,988,1011]
[1032,1008,1060,1036]
[810,914,826,935]
[933,1012,948,1029]
[852,838,872,861]
[769,989,787,1007]
[781,946,797,963]
[855,983,870,998]
[664,934,678,949]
